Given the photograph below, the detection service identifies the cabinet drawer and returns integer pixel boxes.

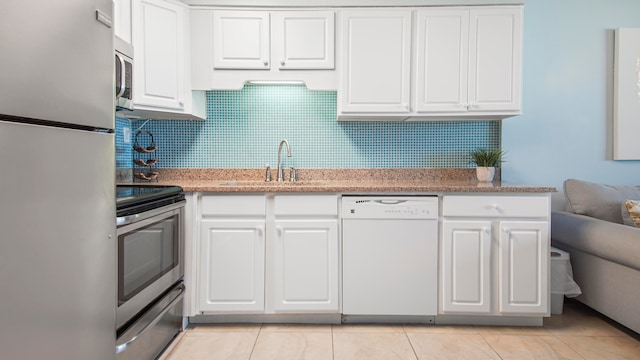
[274,195,338,216]
[443,195,549,218]
[201,195,266,216]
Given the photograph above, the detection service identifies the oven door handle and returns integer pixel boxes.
[116,200,186,226]
[115,283,185,354]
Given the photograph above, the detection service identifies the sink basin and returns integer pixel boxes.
[219,180,327,187]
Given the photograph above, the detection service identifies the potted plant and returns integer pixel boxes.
[469,148,506,182]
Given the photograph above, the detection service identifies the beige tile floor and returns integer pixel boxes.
[160,301,640,360]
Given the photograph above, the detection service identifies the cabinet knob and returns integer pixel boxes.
[280,59,285,66]
[263,60,269,66]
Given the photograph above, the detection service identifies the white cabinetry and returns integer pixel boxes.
[338,9,412,118]
[199,219,265,313]
[414,7,522,117]
[338,6,522,121]
[191,9,336,90]
[124,0,205,120]
[272,195,339,313]
[441,195,550,316]
[114,0,133,45]
[195,194,339,315]
[198,195,266,313]
[212,10,271,70]
[273,12,335,70]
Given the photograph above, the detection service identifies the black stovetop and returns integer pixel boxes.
[116,185,184,217]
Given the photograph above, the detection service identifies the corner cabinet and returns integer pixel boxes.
[338,9,412,118]
[126,0,205,120]
[441,195,550,316]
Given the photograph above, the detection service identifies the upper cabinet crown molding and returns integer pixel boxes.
[183,0,524,7]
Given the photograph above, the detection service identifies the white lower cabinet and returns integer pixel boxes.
[199,219,265,313]
[441,195,550,316]
[273,220,339,312]
[441,221,492,313]
[498,221,549,314]
[196,194,339,315]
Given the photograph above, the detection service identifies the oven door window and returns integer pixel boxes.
[118,214,178,304]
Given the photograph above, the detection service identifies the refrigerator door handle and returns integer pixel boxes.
[115,283,185,354]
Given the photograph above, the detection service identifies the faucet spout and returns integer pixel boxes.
[277,140,291,182]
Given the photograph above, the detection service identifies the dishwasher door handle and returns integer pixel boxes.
[374,200,407,205]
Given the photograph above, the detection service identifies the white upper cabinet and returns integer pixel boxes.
[191,9,336,90]
[273,12,335,70]
[414,9,469,113]
[414,6,522,117]
[338,9,412,118]
[338,5,522,121]
[114,0,133,45]
[212,10,271,70]
[125,0,205,120]
[468,7,522,113]
[133,0,185,110]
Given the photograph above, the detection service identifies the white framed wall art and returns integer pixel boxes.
[613,28,640,160]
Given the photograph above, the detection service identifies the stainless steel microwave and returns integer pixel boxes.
[115,36,133,111]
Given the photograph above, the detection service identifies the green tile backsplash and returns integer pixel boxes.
[118,84,500,169]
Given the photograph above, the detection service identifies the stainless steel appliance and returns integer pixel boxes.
[341,196,439,319]
[0,1,116,359]
[115,185,185,360]
[115,36,134,111]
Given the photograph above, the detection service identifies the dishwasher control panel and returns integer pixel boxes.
[342,196,439,219]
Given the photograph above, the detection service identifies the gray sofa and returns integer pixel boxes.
[551,179,640,333]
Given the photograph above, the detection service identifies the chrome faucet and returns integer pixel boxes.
[276,140,291,182]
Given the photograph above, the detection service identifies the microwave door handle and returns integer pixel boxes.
[115,54,126,98]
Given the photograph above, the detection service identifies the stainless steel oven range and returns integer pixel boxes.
[115,185,185,360]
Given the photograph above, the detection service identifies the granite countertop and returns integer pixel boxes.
[118,168,556,193]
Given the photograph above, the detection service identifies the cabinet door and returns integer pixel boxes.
[273,220,339,312]
[272,11,335,70]
[415,9,469,113]
[498,221,549,314]
[114,0,132,44]
[199,219,265,313]
[133,0,186,110]
[441,221,492,314]
[468,7,522,112]
[339,10,412,114]
[213,10,270,70]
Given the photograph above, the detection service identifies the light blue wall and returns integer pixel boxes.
[503,0,640,204]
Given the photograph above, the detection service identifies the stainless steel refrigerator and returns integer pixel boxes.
[0,1,116,359]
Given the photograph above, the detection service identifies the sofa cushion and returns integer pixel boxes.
[564,179,640,224]
[622,200,640,227]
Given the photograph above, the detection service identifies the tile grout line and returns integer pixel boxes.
[331,324,335,360]
[402,326,420,360]
[246,323,263,360]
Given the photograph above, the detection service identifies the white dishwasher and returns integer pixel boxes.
[342,196,439,317]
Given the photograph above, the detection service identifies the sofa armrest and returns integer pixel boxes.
[552,211,640,271]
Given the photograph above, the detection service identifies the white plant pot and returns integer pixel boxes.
[476,167,496,182]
